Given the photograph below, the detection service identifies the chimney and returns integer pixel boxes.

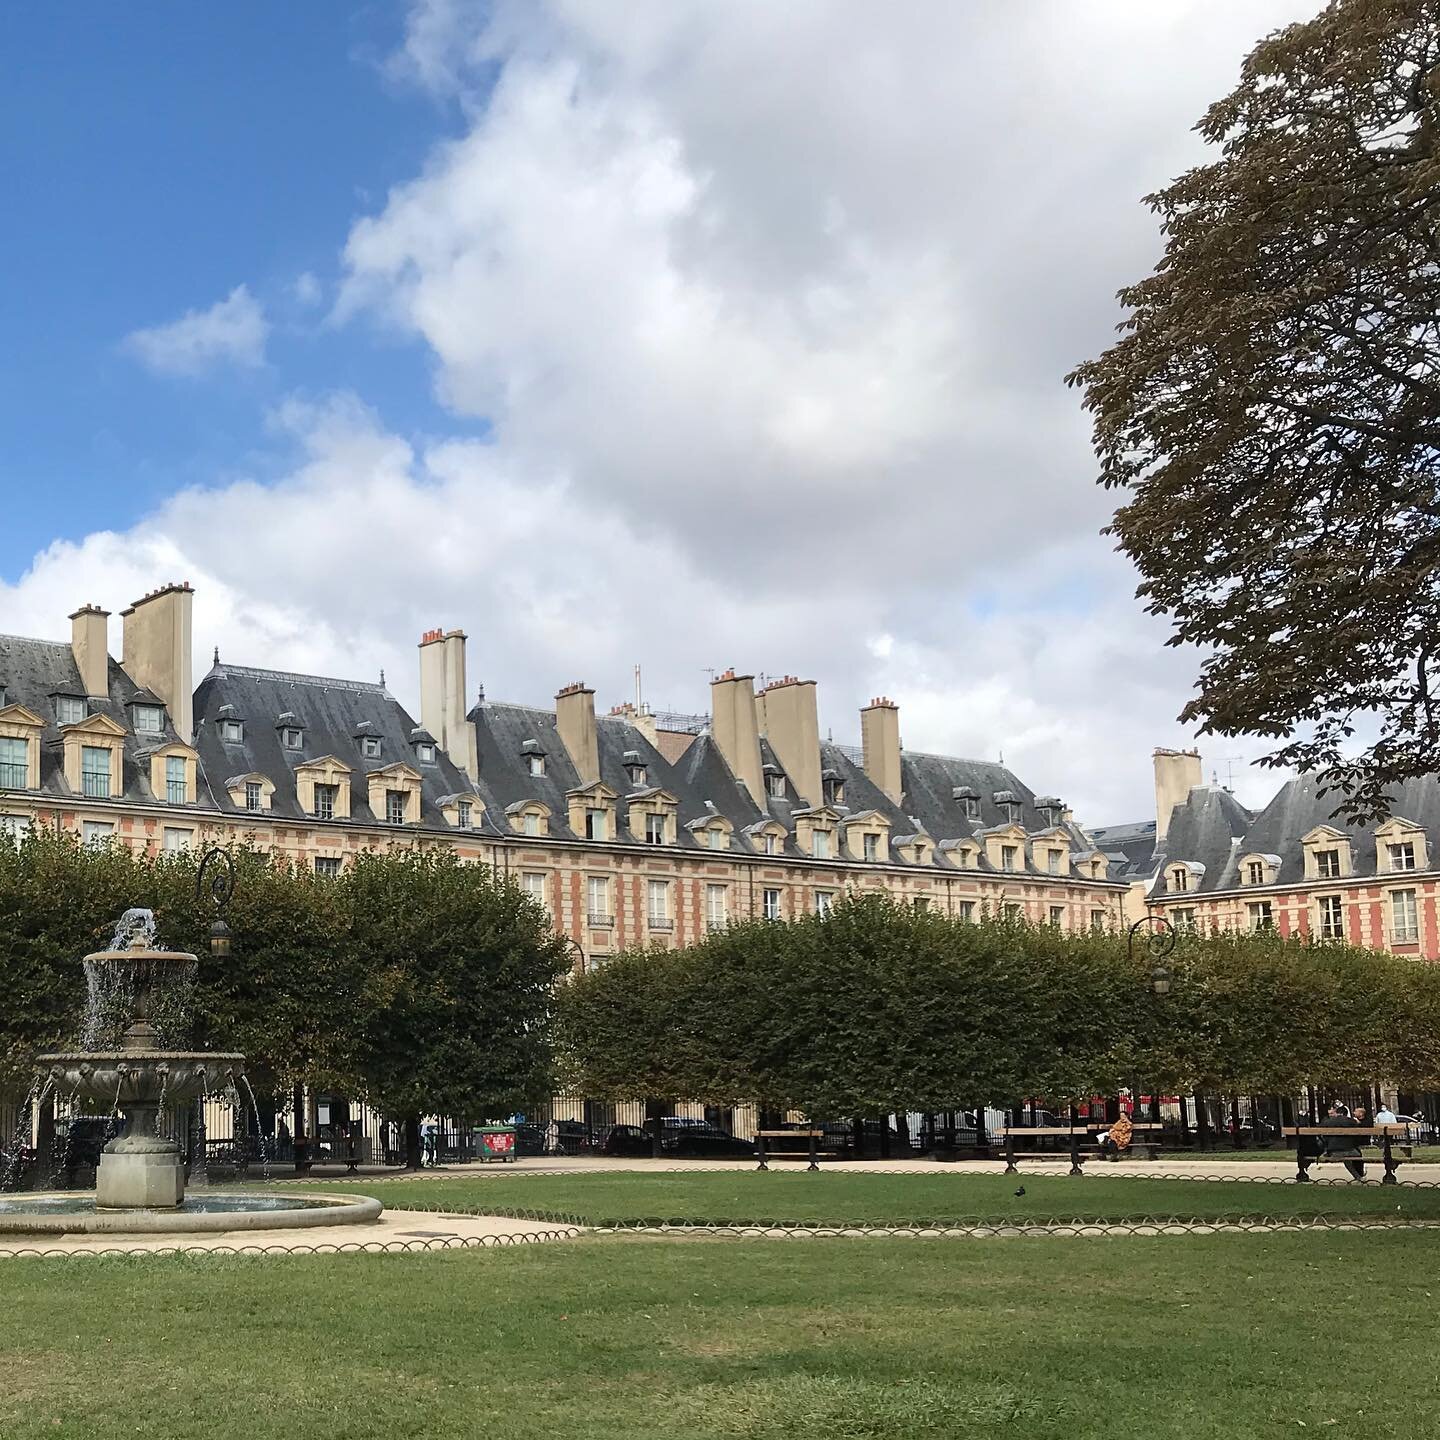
[1153,747,1203,847]
[710,670,765,808]
[556,682,599,785]
[860,697,902,806]
[760,675,821,807]
[69,604,111,700]
[608,701,659,748]
[418,628,478,780]
[121,583,194,742]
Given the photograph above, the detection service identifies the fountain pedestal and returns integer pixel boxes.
[97,1101,183,1209]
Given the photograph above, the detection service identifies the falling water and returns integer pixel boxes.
[154,1069,169,1135]
[0,1078,41,1192]
[239,1075,272,1185]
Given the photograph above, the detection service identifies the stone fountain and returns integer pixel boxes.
[0,906,380,1235]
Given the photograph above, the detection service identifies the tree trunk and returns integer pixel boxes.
[404,1115,423,1170]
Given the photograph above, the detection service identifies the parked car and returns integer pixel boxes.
[599,1121,754,1159]
[1395,1114,1435,1143]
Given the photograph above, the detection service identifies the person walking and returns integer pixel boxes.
[1320,1102,1366,1181]
[422,1121,438,1169]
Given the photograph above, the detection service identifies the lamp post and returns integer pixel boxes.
[1128,913,1177,1131]
[194,847,236,959]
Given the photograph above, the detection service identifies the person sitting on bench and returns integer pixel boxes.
[1320,1103,1365,1181]
[1096,1112,1133,1160]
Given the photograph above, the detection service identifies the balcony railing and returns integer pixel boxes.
[0,762,27,790]
[82,773,110,799]
[648,917,674,931]
[587,912,615,928]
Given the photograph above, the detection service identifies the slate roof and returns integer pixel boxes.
[193,662,482,826]
[1096,784,1255,892]
[0,633,194,805]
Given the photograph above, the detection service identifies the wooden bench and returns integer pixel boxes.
[1086,1122,1163,1162]
[754,1129,824,1171]
[1002,1122,1164,1175]
[1282,1125,1412,1184]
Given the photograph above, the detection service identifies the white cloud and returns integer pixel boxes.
[292,272,323,308]
[123,285,269,377]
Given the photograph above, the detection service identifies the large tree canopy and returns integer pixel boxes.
[1069,0,1440,820]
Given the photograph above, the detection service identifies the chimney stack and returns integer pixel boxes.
[121,583,193,742]
[710,670,765,808]
[760,676,821,808]
[860,697,902,806]
[69,604,111,700]
[1153,747,1203,847]
[418,628,479,779]
[556,682,599,785]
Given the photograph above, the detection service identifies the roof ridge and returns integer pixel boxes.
[0,634,69,649]
[213,663,388,695]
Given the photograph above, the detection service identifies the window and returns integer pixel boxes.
[706,828,726,850]
[763,888,782,921]
[220,720,244,743]
[528,753,546,778]
[647,879,672,928]
[162,827,192,853]
[766,773,785,799]
[81,745,110,798]
[1315,849,1341,879]
[999,803,1021,825]
[814,889,836,917]
[522,811,541,837]
[416,742,436,764]
[314,857,342,877]
[0,814,31,842]
[1000,845,1018,872]
[863,833,879,862]
[457,800,472,828]
[1091,910,1107,933]
[55,696,85,725]
[0,737,27,789]
[133,704,164,734]
[585,807,608,841]
[1390,888,1419,944]
[165,755,187,805]
[587,875,612,926]
[958,900,975,922]
[521,872,548,907]
[1170,867,1189,893]
[913,896,931,912]
[645,812,667,845]
[1171,908,1196,932]
[1389,842,1417,872]
[244,781,262,811]
[959,796,981,823]
[1048,850,1063,875]
[761,831,778,855]
[823,776,844,805]
[282,727,303,750]
[1318,894,1345,942]
[1247,900,1273,932]
[812,829,831,860]
[313,783,339,821]
[1246,861,1265,885]
[385,790,407,825]
[705,883,727,930]
[361,736,381,759]
[1049,905,1065,927]
[1002,902,1022,920]
[627,763,647,786]
[82,820,114,849]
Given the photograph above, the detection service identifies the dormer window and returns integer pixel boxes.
[528,753,545,777]
[0,737,27,790]
[585,807,608,841]
[55,695,85,726]
[523,812,540,836]
[220,719,244,743]
[953,787,981,823]
[1315,848,1341,879]
[766,772,786,799]
[1169,866,1190,893]
[1246,861,1264,885]
[645,813,666,845]
[993,791,1022,825]
[623,750,647,786]
[457,800,473,828]
[863,833,879,862]
[1001,844,1019,872]
[1389,841,1416,872]
[417,742,436,764]
[812,829,831,860]
[313,783,339,821]
[822,772,844,806]
[281,726,304,750]
[1035,796,1063,828]
[245,781,262,811]
[132,704,164,734]
[362,736,381,760]
[385,790,408,825]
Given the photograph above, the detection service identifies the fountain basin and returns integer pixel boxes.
[0,1191,383,1235]
[35,1051,246,1109]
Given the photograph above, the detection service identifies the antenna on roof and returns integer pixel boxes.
[635,664,643,709]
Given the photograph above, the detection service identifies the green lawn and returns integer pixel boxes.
[334,1168,1440,1225]
[2,1233,1438,1439]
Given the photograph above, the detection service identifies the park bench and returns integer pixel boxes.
[754,1129,824,1171]
[1282,1124,1411,1184]
[1001,1122,1164,1175]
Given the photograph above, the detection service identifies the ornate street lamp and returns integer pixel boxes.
[1128,913,1176,996]
[195,848,236,959]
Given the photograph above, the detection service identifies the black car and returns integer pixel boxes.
[599,1121,754,1159]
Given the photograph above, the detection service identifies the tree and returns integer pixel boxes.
[349,850,571,1167]
[1068,0,1440,820]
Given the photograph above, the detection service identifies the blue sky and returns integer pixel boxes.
[0,2,1320,820]
[0,3,471,573]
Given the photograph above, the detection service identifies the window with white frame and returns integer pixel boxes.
[1247,900,1273,932]
[361,736,381,759]
[644,812,666,845]
[705,883,727,930]
[527,753,545,777]
[521,872,548,908]
[626,762,646,786]
[314,857,341,877]
[1246,861,1266,885]
[220,719,244,743]
[244,781,262,811]
[707,828,726,850]
[313,783,339,821]
[1318,894,1344,941]
[812,829,831,860]
[82,820,114,849]
[1002,901,1022,920]
[0,736,27,789]
[762,832,778,855]
[416,742,436,764]
[523,811,541,837]
[1000,844,1018,872]
[0,813,31,841]
[1390,888,1419,943]
[165,755,187,805]
[1169,866,1189,893]
[1171,908,1196,932]
[162,827,192,853]
[586,807,608,841]
[385,790,407,825]
[457,800,472,828]
[762,887,782,921]
[587,875,612,925]
[1049,905,1065,927]
[1389,842,1417,872]
[1091,910,1107,933]
[133,704,164,734]
[1048,850,1063,875]
[959,900,976,922]
[1315,849,1341,879]
[766,773,785,799]
[647,879,671,928]
[814,889,836,917]
[81,745,110,798]
[863,832,879,862]
[282,727,303,750]
[55,695,85,725]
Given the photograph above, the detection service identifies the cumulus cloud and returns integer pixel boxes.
[11,3,1326,822]
[123,285,269,376]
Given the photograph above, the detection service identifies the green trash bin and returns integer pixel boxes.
[476,1126,517,1163]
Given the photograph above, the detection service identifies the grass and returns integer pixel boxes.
[2,1232,1439,1438]
[332,1167,1440,1225]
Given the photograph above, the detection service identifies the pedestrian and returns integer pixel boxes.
[1319,1102,1366,1181]
[1097,1111,1133,1160]
[1375,1102,1399,1126]
[422,1121,438,1168]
